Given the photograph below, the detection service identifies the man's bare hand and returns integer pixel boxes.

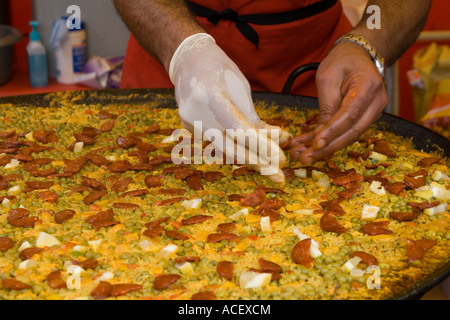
[289,41,389,164]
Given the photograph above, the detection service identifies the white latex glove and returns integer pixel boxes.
[169,33,291,184]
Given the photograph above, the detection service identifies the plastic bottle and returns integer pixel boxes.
[27,21,48,87]
[51,17,87,84]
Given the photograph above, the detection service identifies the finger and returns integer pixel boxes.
[299,98,386,164]
[254,120,293,149]
[311,75,380,151]
[315,64,344,126]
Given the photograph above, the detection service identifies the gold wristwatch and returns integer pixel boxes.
[335,34,387,86]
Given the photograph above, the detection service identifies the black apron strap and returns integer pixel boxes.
[187,0,338,48]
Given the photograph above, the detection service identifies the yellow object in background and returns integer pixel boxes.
[410,43,450,139]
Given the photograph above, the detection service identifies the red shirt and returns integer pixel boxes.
[120,0,351,97]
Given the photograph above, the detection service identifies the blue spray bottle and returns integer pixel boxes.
[27,21,48,87]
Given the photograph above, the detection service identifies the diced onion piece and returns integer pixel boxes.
[369,181,386,196]
[6,186,22,196]
[260,216,271,233]
[73,141,84,153]
[239,271,272,289]
[4,159,20,169]
[350,268,366,278]
[369,152,387,162]
[138,239,163,252]
[72,245,87,253]
[311,170,330,188]
[399,162,414,170]
[25,132,35,141]
[430,182,450,201]
[161,135,176,143]
[18,259,36,270]
[67,265,84,275]
[361,204,380,221]
[36,231,61,248]
[294,168,307,179]
[88,240,102,252]
[181,198,202,210]
[105,155,117,161]
[175,261,194,275]
[292,209,313,215]
[2,197,10,208]
[414,190,434,201]
[432,170,450,182]
[424,203,448,216]
[157,244,178,258]
[18,241,32,252]
[341,256,362,273]
[229,208,249,221]
[98,271,114,281]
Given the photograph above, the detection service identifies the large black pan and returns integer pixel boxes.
[0,87,449,300]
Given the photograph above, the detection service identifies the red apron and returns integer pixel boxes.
[120,0,352,97]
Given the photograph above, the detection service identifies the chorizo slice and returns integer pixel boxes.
[320,213,347,234]
[110,177,133,193]
[47,270,67,289]
[206,232,239,243]
[100,119,116,132]
[83,190,108,205]
[191,291,216,300]
[153,274,181,291]
[389,210,420,222]
[165,230,189,241]
[91,281,112,300]
[407,239,437,261]
[98,110,118,119]
[144,122,160,134]
[71,258,99,269]
[181,215,212,226]
[2,278,31,291]
[144,175,162,188]
[81,176,107,191]
[25,180,54,190]
[8,208,38,228]
[319,198,345,216]
[36,190,59,203]
[362,221,392,236]
[239,188,266,207]
[186,175,203,190]
[404,175,426,189]
[0,237,14,251]
[158,188,185,196]
[54,209,76,224]
[108,160,132,173]
[373,140,397,158]
[350,251,378,266]
[232,166,255,177]
[386,182,406,195]
[406,201,440,210]
[156,197,187,206]
[217,261,234,281]
[110,283,143,297]
[259,258,282,274]
[292,238,314,268]
[121,189,149,197]
[19,247,43,261]
[417,157,441,167]
[203,171,224,182]
[217,223,236,234]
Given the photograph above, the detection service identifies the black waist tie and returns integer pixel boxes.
[187,0,338,48]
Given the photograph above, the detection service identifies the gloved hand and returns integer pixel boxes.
[289,41,389,164]
[169,33,292,184]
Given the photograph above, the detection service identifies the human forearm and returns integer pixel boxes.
[350,0,431,66]
[113,0,204,71]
